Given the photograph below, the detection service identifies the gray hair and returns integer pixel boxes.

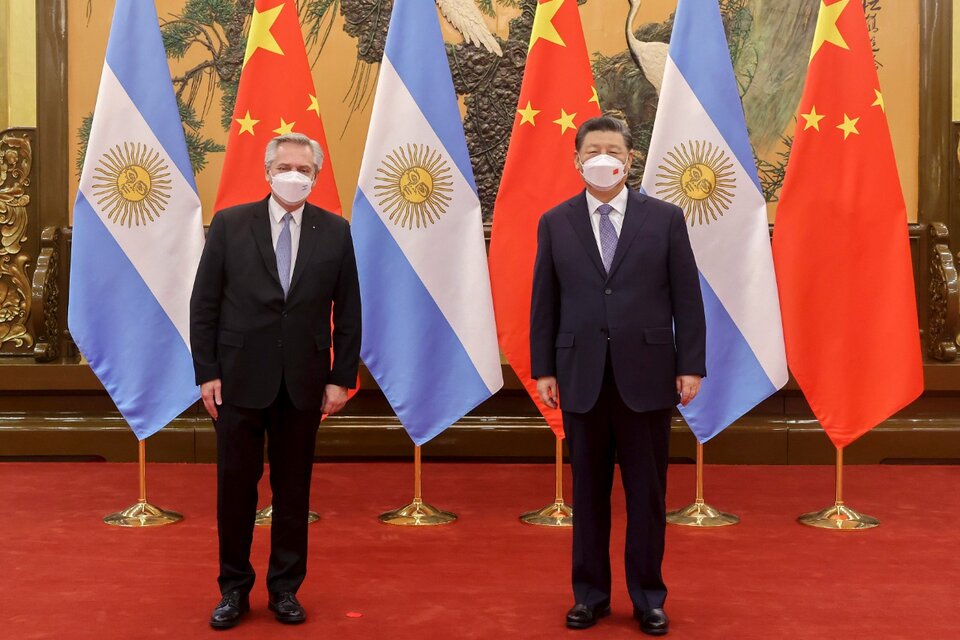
[264,133,324,171]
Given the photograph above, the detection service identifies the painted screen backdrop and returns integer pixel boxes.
[68,0,919,224]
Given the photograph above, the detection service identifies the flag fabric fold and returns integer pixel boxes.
[641,0,788,443]
[215,0,340,214]
[489,0,602,437]
[68,0,205,440]
[352,0,503,446]
[773,0,923,448]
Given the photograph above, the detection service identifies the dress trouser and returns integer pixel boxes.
[562,356,672,612]
[214,379,322,595]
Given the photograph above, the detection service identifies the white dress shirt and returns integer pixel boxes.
[585,186,628,255]
[268,196,304,272]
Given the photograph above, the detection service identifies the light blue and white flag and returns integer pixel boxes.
[68,0,204,440]
[641,0,787,443]
[352,0,503,446]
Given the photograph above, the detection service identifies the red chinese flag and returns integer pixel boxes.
[215,0,340,213]
[773,0,922,448]
[488,0,601,437]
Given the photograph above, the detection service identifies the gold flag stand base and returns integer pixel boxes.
[379,497,457,526]
[103,440,182,527]
[798,448,879,530]
[667,442,739,528]
[520,436,573,527]
[103,499,183,527]
[797,502,879,530]
[255,505,321,527]
[520,499,573,527]
[667,500,739,527]
[379,445,457,526]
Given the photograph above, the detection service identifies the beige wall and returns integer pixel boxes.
[0,0,37,130]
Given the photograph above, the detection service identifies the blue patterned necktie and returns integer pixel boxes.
[597,203,618,274]
[276,212,292,296]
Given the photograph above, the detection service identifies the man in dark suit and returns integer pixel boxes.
[531,116,705,636]
[190,133,361,629]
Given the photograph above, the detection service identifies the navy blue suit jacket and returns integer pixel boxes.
[530,189,706,414]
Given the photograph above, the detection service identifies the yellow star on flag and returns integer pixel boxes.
[810,0,850,61]
[589,86,600,106]
[273,118,296,135]
[529,0,566,53]
[307,94,321,116]
[243,4,285,68]
[871,89,885,113]
[836,113,860,140]
[235,110,260,136]
[517,101,540,126]
[801,105,826,131]
[553,109,577,135]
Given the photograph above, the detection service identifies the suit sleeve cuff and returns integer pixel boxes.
[194,363,220,385]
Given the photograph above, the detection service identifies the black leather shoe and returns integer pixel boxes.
[268,592,306,624]
[566,603,611,629]
[209,591,249,629]
[634,608,669,636]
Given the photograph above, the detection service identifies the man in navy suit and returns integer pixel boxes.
[530,116,706,636]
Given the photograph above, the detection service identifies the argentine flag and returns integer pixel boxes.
[68,0,204,440]
[352,0,503,446]
[641,0,788,442]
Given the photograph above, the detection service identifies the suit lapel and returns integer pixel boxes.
[605,189,649,281]
[287,205,320,297]
[251,197,282,287]
[564,192,607,278]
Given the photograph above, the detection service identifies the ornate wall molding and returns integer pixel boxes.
[0,131,34,353]
[928,222,959,361]
[30,226,60,361]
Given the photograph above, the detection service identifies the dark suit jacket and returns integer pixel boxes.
[530,189,706,414]
[190,197,361,411]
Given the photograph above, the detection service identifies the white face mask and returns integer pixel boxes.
[579,154,627,190]
[270,171,313,204]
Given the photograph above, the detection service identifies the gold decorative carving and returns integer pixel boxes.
[0,132,34,351]
[927,222,959,361]
[31,227,60,361]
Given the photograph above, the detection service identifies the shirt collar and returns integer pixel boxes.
[268,195,305,226]
[586,185,629,216]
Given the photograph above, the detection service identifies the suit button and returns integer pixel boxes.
[282,311,288,318]
[604,288,612,295]
[276,340,282,348]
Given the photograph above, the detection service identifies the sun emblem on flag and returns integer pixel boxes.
[375,144,453,229]
[655,140,736,226]
[91,142,172,227]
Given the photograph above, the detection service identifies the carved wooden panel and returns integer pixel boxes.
[0,130,34,354]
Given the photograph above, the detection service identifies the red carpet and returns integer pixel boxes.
[0,461,957,639]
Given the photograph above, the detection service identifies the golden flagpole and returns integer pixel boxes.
[103,439,182,527]
[667,442,739,527]
[798,447,879,529]
[379,444,457,526]
[520,434,573,526]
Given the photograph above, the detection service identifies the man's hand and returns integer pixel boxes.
[201,379,223,420]
[537,376,559,409]
[322,384,349,415]
[676,375,702,406]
